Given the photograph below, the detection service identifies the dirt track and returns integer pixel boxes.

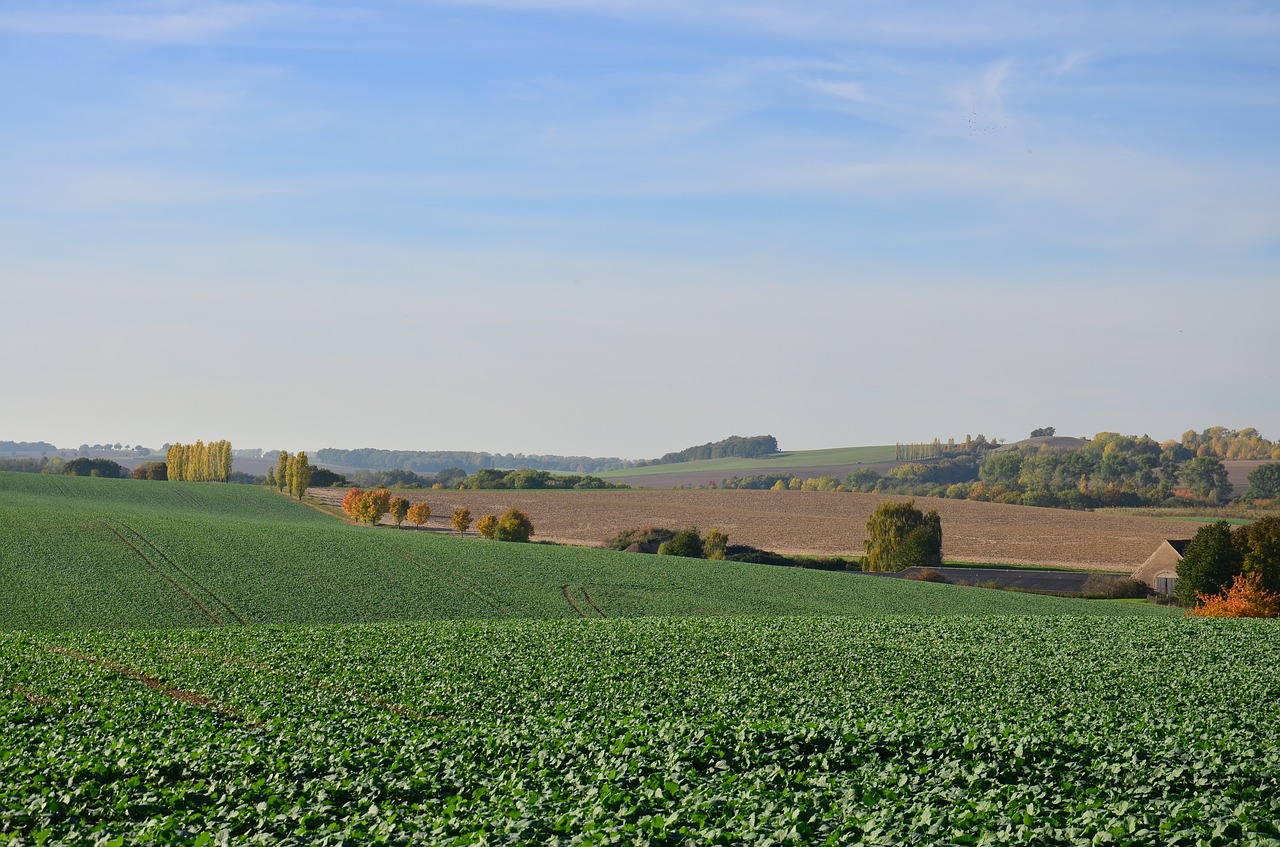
[308,488,1191,572]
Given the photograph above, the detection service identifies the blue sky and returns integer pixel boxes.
[2,1,1277,458]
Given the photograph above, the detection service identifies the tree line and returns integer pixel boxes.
[313,447,630,475]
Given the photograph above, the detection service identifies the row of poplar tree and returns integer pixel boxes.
[266,451,312,500]
[166,441,233,482]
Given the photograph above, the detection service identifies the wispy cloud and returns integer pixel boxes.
[0,1,348,44]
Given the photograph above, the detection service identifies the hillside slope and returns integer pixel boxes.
[0,473,1175,629]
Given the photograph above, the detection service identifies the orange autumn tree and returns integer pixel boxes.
[1191,572,1280,618]
[341,487,366,520]
[406,501,431,527]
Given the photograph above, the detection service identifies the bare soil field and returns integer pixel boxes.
[613,462,903,490]
[308,488,1190,572]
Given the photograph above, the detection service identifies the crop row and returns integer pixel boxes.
[3,616,1278,845]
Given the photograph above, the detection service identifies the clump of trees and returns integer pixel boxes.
[863,500,942,572]
[130,462,168,480]
[167,441,232,483]
[636,435,779,467]
[63,457,127,478]
[341,487,393,525]
[495,508,534,542]
[1176,517,1280,613]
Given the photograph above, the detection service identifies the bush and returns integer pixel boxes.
[657,528,704,559]
[703,529,729,561]
[907,568,950,584]
[724,545,794,567]
[495,508,534,542]
[1191,573,1280,618]
[607,526,676,553]
[1080,575,1147,599]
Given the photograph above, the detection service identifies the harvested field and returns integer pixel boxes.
[308,488,1187,571]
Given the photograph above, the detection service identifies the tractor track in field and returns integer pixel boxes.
[95,520,225,627]
[43,645,253,723]
[385,548,509,613]
[173,645,439,721]
[8,685,51,706]
[581,588,607,617]
[117,523,248,625]
[560,585,608,618]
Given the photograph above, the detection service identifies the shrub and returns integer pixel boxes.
[703,529,729,561]
[607,526,676,552]
[657,528,704,559]
[476,514,498,539]
[495,508,534,542]
[1080,575,1148,599]
[908,568,950,584]
[724,545,794,567]
[1191,573,1280,618]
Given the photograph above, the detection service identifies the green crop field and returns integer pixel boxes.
[0,472,1174,629]
[3,617,1278,845]
[596,445,899,480]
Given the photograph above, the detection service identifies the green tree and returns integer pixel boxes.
[496,508,534,542]
[1236,516,1280,593]
[863,499,943,572]
[1175,521,1242,606]
[1178,456,1233,502]
[276,450,289,493]
[1243,463,1280,502]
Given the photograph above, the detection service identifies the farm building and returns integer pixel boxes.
[1132,539,1191,596]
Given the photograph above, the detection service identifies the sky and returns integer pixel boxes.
[1,1,1278,459]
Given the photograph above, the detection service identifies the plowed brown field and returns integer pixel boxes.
[309,489,1188,572]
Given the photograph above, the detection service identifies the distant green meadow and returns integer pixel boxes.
[596,445,899,480]
[8,471,1279,846]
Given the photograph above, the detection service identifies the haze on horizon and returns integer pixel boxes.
[2,1,1277,459]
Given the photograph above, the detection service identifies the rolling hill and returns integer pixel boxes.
[0,472,1175,629]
